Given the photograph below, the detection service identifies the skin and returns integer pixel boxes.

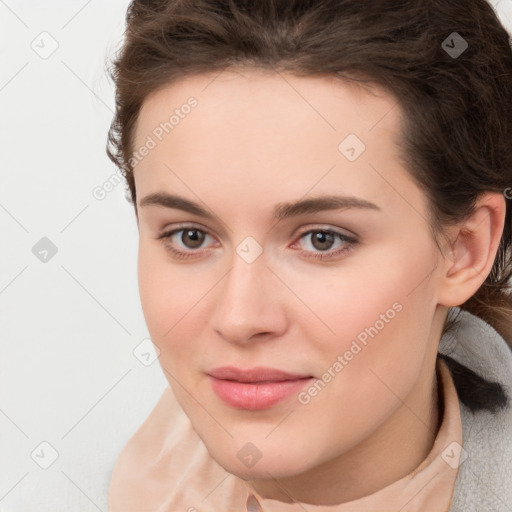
[131,68,506,505]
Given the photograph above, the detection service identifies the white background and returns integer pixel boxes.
[0,1,511,511]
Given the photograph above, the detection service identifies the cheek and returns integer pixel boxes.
[137,243,168,333]
[137,242,213,372]
[137,242,193,341]
[288,262,401,351]
[303,244,437,371]
[331,262,435,390]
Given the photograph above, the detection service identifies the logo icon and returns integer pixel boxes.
[31,31,59,60]
[237,442,263,468]
[338,133,366,162]
[441,441,468,469]
[133,338,160,366]
[236,236,263,264]
[31,441,59,469]
[441,32,468,59]
[32,237,58,263]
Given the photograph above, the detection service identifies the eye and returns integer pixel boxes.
[156,224,358,261]
[157,225,216,260]
[292,228,358,260]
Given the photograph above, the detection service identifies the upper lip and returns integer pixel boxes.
[207,366,312,383]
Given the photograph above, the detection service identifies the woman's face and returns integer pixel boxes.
[133,69,448,490]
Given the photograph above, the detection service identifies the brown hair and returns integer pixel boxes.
[106,0,512,349]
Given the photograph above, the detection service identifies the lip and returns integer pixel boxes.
[207,366,314,410]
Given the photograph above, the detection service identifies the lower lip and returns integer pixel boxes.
[208,376,314,410]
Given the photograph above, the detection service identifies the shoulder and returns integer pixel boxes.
[439,307,511,411]
[439,308,512,511]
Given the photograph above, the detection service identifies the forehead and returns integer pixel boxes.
[134,68,399,147]
[132,68,426,221]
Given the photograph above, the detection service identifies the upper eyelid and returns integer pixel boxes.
[158,222,212,238]
[296,224,357,238]
[159,223,354,235]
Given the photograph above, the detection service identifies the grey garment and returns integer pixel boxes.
[439,307,512,512]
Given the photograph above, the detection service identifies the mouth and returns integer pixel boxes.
[207,366,315,410]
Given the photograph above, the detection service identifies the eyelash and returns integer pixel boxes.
[156,224,358,261]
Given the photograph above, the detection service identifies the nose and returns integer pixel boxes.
[210,248,288,346]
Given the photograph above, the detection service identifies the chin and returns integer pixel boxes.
[224,458,305,481]
[204,440,317,481]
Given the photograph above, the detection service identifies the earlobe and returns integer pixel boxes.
[437,192,507,307]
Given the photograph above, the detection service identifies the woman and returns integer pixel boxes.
[106,1,512,510]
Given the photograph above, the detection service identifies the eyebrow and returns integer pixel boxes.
[138,192,381,221]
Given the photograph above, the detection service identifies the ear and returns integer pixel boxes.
[437,192,507,308]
